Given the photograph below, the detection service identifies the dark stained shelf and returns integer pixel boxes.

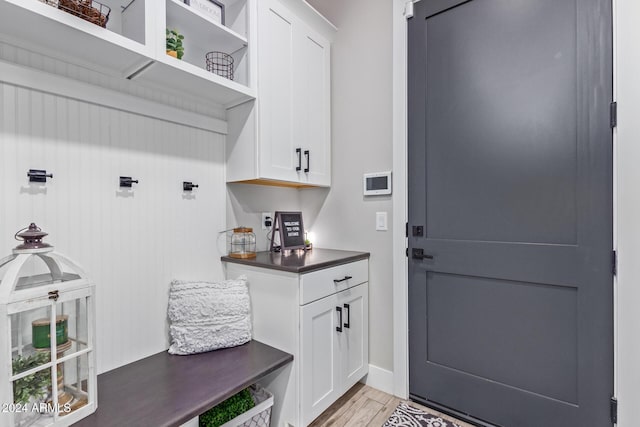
[73,341,293,427]
[221,248,370,273]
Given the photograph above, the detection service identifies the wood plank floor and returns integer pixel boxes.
[309,383,475,427]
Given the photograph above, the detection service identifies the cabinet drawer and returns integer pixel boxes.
[300,260,368,305]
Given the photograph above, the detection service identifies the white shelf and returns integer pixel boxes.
[0,0,255,108]
[167,0,248,54]
[135,53,255,107]
[0,0,151,76]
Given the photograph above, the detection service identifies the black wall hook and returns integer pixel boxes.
[28,169,53,183]
[183,182,199,192]
[120,177,139,188]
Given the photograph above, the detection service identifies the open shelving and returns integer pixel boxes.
[0,0,151,76]
[0,0,255,108]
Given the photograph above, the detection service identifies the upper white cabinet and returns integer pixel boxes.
[226,0,334,188]
[0,0,255,107]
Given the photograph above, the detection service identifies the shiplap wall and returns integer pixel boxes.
[0,80,227,373]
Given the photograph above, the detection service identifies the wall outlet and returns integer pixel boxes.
[261,212,273,230]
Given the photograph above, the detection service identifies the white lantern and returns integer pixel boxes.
[0,224,96,426]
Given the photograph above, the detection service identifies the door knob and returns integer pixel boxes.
[412,248,434,260]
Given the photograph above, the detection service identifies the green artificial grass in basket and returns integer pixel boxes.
[200,388,255,427]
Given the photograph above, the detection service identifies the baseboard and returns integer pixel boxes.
[360,364,395,395]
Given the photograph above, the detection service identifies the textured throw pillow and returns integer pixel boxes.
[167,276,252,355]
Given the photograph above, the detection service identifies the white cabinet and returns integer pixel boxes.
[226,0,333,187]
[224,256,368,426]
[300,284,368,425]
[300,293,341,420]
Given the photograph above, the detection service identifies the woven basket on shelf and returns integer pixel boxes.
[55,0,111,28]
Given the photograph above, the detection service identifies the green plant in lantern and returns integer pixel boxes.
[166,28,185,60]
[12,352,52,405]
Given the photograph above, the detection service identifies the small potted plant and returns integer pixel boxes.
[166,29,185,60]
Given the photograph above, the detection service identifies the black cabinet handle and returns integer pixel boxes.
[333,276,353,284]
[304,150,310,173]
[296,148,302,171]
[336,307,343,332]
[343,303,350,328]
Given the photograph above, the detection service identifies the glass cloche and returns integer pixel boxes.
[0,224,97,426]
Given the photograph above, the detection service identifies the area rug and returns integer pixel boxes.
[383,402,463,427]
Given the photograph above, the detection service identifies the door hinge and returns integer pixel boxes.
[611,397,618,424]
[610,102,617,128]
[406,248,409,257]
[612,250,617,276]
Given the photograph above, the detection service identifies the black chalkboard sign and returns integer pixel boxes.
[270,211,306,251]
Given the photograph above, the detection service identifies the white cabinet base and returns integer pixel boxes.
[224,259,369,427]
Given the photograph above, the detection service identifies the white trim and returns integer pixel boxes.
[0,59,228,135]
[361,364,395,396]
[392,0,409,400]
[612,0,619,413]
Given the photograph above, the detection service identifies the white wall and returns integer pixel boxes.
[0,45,228,374]
[305,0,394,373]
[614,0,640,424]
[226,184,303,251]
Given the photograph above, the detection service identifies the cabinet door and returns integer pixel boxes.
[300,293,342,425]
[338,283,369,391]
[258,0,301,183]
[296,24,331,187]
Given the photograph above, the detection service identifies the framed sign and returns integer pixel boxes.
[270,211,306,251]
[184,0,225,25]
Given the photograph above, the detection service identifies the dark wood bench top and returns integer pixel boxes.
[73,341,293,427]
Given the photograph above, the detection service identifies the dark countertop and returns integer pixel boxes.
[221,248,370,273]
[73,341,293,427]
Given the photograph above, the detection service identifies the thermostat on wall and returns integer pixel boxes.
[363,171,392,196]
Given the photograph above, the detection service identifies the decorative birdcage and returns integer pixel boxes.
[0,224,96,426]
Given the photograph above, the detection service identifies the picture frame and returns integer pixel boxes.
[270,211,306,252]
[183,0,225,25]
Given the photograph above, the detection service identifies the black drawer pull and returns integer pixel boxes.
[333,275,352,284]
[296,148,302,172]
[343,303,350,328]
[304,150,310,173]
[336,307,343,332]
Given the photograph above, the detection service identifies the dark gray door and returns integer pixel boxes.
[408,1,613,426]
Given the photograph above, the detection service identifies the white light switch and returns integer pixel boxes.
[376,212,388,231]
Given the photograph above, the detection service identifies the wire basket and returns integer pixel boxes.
[217,385,274,427]
[206,51,234,81]
[52,0,111,28]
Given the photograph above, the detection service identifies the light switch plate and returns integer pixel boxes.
[376,212,388,231]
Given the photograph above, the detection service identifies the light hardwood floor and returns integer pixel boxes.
[309,383,475,427]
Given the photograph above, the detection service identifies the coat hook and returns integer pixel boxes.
[183,182,199,192]
[120,177,139,188]
[28,169,53,183]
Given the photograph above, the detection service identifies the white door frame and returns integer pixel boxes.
[391,0,411,399]
[391,0,622,412]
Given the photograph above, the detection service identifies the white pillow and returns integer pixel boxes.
[167,276,252,355]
